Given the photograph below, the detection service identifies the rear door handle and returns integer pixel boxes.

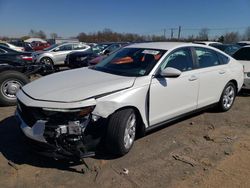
[219,70,226,74]
[189,75,198,81]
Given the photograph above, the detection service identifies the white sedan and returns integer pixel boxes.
[16,42,244,159]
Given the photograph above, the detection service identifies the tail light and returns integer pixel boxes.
[21,55,33,61]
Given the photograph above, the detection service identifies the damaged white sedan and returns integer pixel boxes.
[16,42,244,159]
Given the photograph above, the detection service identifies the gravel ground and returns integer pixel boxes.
[0,91,250,188]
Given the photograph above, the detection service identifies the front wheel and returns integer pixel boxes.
[106,109,137,156]
[218,82,236,112]
[40,57,54,66]
[0,71,30,106]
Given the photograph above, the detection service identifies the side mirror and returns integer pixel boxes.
[160,67,182,77]
[53,47,60,52]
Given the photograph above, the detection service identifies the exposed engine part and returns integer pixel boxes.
[55,119,89,138]
[43,115,95,158]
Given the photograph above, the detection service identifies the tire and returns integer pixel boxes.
[0,71,30,106]
[218,82,236,112]
[106,109,137,156]
[40,57,54,66]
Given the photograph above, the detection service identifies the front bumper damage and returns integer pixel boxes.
[15,101,106,159]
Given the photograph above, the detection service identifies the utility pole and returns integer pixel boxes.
[171,28,174,39]
[178,26,181,40]
[163,29,166,40]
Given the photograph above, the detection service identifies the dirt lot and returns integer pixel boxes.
[0,92,250,188]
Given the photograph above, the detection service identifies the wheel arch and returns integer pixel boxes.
[109,105,146,137]
[228,79,238,92]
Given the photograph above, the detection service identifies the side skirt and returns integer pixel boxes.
[146,103,217,132]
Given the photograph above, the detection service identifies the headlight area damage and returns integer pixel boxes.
[16,101,106,159]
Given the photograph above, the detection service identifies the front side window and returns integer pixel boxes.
[73,43,88,50]
[195,47,220,68]
[58,44,72,51]
[160,48,193,72]
[94,48,166,77]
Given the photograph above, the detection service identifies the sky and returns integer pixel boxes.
[0,0,250,38]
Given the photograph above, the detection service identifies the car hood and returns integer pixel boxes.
[22,67,136,102]
[238,60,250,72]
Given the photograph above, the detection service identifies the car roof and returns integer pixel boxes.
[238,41,250,44]
[241,45,250,48]
[193,41,222,45]
[125,42,189,50]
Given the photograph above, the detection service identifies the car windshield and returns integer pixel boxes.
[93,48,166,77]
[91,44,111,54]
[43,44,59,51]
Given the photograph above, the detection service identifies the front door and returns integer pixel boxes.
[149,47,199,126]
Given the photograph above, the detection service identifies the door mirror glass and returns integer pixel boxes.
[53,47,60,52]
[160,67,182,77]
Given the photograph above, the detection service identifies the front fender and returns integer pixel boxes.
[92,85,150,128]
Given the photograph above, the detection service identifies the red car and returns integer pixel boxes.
[31,41,50,51]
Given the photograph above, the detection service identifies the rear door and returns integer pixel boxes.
[193,47,230,108]
[149,47,199,125]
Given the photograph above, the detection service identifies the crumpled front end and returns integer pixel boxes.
[16,99,106,159]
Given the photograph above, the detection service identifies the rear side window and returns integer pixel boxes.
[160,48,193,72]
[217,52,230,64]
[233,47,250,60]
[194,47,220,68]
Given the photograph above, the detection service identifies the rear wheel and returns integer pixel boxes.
[0,71,29,106]
[106,109,137,156]
[218,82,236,112]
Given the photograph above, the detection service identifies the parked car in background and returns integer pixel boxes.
[65,42,128,68]
[31,41,50,51]
[232,46,250,89]
[237,41,250,46]
[16,42,243,159]
[33,42,91,66]
[0,42,24,51]
[9,40,34,52]
[0,51,54,106]
[0,45,33,62]
[194,41,222,46]
[209,43,241,56]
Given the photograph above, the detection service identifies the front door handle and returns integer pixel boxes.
[189,75,198,81]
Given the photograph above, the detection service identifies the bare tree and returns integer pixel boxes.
[244,27,250,40]
[198,28,209,40]
[223,32,240,43]
[50,33,58,39]
[28,29,46,39]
